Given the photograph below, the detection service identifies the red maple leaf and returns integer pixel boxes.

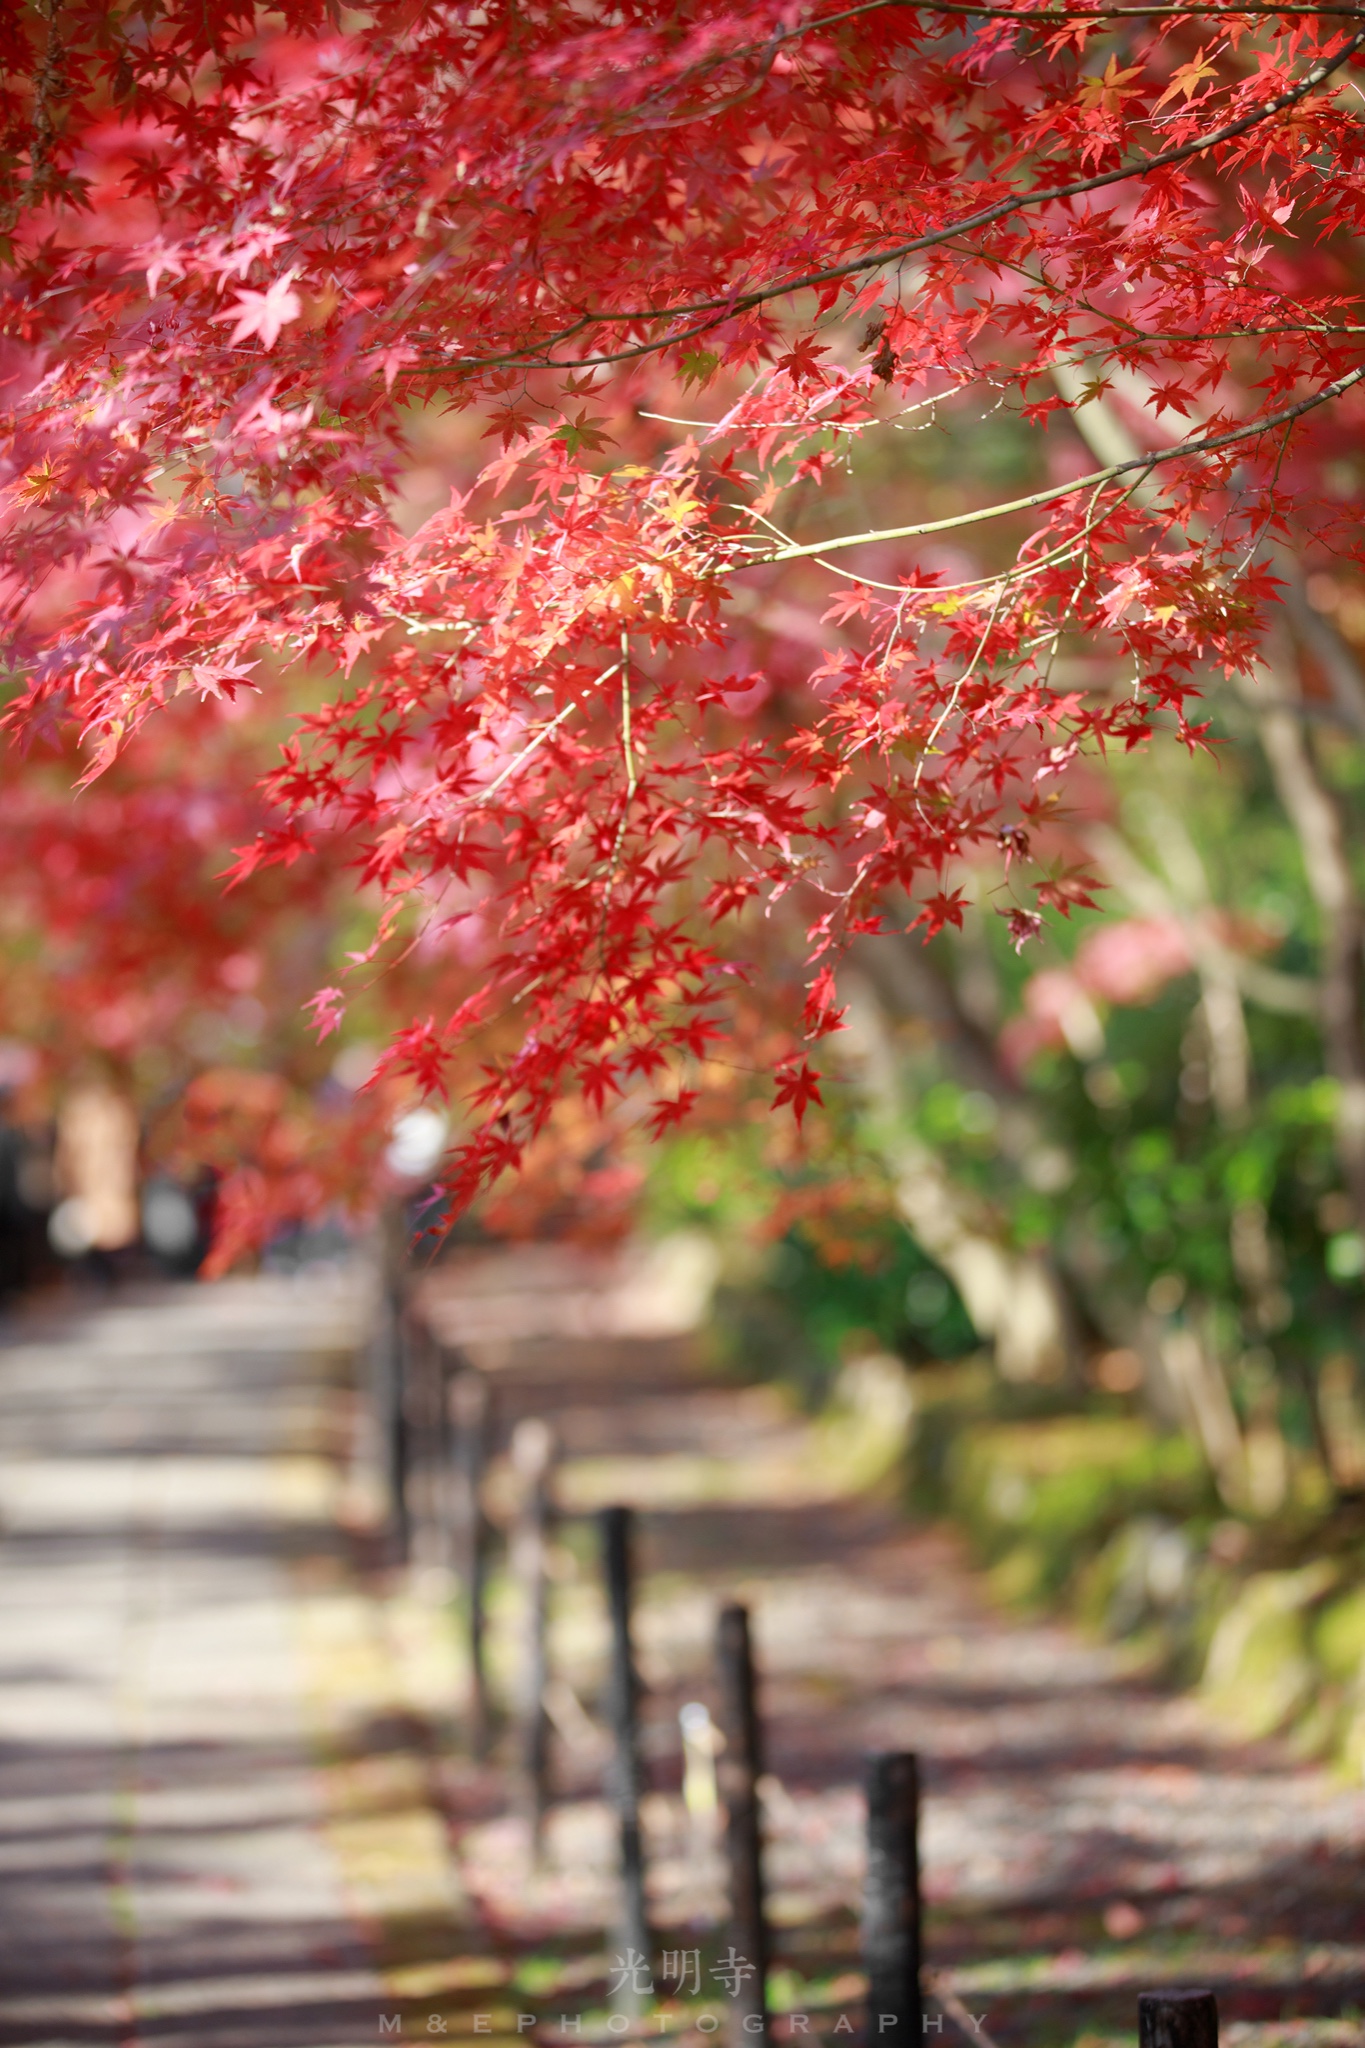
[772,1060,824,1126]
[213,271,303,350]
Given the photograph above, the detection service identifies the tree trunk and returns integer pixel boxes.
[1237,654,1365,1233]
[838,966,1078,1382]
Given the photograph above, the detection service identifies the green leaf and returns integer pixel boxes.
[678,349,719,389]
[554,410,613,458]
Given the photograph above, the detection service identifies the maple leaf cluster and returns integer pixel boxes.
[2,0,1364,1231]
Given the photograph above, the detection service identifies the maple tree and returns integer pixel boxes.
[5,0,1365,1235]
[0,695,406,1267]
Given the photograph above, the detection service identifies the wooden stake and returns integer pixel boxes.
[716,1602,769,2048]
[408,1316,447,1566]
[1138,1992,1219,2048]
[375,1202,410,1561]
[373,1281,409,1561]
[511,1417,556,1854]
[450,1367,491,1758]
[863,1752,922,2048]
[600,1504,650,2002]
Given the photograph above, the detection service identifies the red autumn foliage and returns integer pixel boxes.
[3,1,1364,1230]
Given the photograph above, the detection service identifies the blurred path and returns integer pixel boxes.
[0,1271,393,2048]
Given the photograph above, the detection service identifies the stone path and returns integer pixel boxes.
[0,1271,386,2048]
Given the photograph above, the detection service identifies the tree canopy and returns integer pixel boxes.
[5,0,1365,1237]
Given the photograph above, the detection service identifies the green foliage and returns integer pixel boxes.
[1312,1582,1365,1681]
[768,1223,975,1369]
[643,1129,774,1243]
[705,1217,975,1406]
[646,1127,974,1398]
[936,1411,1212,1603]
[1202,1562,1340,1737]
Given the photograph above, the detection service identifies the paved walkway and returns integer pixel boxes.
[0,1271,392,2048]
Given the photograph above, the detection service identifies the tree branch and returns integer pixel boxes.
[430,32,1365,377]
[739,363,1365,567]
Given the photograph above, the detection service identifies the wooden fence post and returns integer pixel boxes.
[407,1314,447,1566]
[374,1286,409,1561]
[1138,1992,1218,2048]
[863,1752,922,2048]
[511,1417,556,1855]
[375,1201,411,1561]
[450,1367,491,1759]
[600,1504,650,2002]
[716,1602,769,2048]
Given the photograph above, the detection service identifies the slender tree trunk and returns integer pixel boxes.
[841,955,1080,1382]
[1237,653,1365,1233]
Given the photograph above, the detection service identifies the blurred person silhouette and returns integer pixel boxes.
[49,1079,140,1286]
